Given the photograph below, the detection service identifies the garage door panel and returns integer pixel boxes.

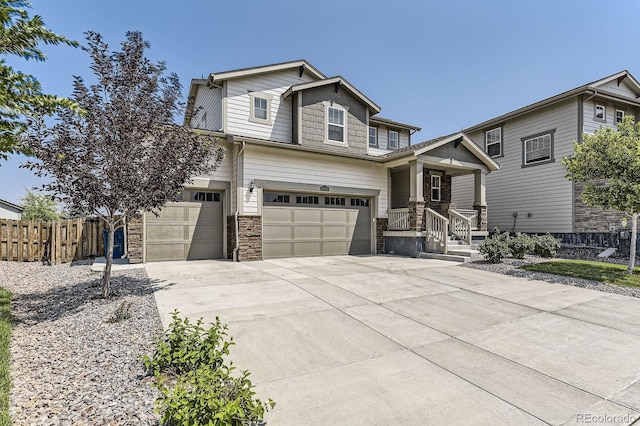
[146,225,185,241]
[322,241,350,255]
[293,225,322,239]
[349,240,371,255]
[146,243,186,262]
[153,206,186,222]
[188,224,223,242]
[264,242,292,258]
[187,242,222,260]
[293,242,323,257]
[322,225,350,239]
[263,208,292,223]
[263,224,292,240]
[322,210,348,223]
[293,209,322,222]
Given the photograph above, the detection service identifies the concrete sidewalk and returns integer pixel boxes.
[146,255,640,425]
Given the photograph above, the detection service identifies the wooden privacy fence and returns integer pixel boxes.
[0,217,107,264]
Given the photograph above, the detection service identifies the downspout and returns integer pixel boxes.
[233,140,246,262]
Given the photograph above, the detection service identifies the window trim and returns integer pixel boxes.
[324,102,348,146]
[615,108,625,124]
[594,103,606,123]
[521,129,556,167]
[388,130,399,149]
[430,175,441,202]
[248,92,273,125]
[368,126,378,147]
[485,127,503,158]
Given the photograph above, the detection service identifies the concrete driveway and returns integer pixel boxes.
[145,255,640,425]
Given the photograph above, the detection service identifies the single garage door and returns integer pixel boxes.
[145,190,224,262]
[263,192,372,259]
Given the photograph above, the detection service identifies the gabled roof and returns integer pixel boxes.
[382,132,500,171]
[207,59,325,85]
[282,76,381,114]
[0,198,23,212]
[466,70,640,133]
[370,116,421,132]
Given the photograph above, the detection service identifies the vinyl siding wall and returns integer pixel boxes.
[226,69,316,143]
[242,145,387,217]
[368,124,410,153]
[452,98,578,233]
[582,97,640,135]
[192,85,223,131]
[189,143,233,187]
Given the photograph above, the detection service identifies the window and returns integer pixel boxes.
[595,104,606,122]
[616,109,625,124]
[522,130,554,166]
[388,130,399,149]
[351,198,369,207]
[325,197,346,206]
[431,175,441,202]
[296,195,319,204]
[264,193,290,203]
[485,127,502,157]
[249,93,271,124]
[192,191,221,202]
[369,127,378,146]
[327,106,345,143]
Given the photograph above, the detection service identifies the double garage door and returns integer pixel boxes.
[145,191,224,262]
[262,192,372,259]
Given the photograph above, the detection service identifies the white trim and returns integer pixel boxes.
[388,130,399,149]
[430,175,441,202]
[420,155,489,171]
[324,102,348,146]
[248,92,273,125]
[209,60,325,83]
[616,109,625,124]
[594,103,606,122]
[485,127,502,157]
[368,126,378,147]
[413,133,500,171]
[523,133,552,165]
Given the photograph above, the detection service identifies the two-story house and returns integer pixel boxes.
[133,60,499,263]
[452,70,640,247]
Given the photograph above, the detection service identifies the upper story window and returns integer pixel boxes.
[369,127,378,146]
[616,109,625,124]
[522,129,555,167]
[327,107,345,142]
[388,130,399,149]
[485,127,502,157]
[430,175,441,202]
[594,104,606,122]
[249,93,272,125]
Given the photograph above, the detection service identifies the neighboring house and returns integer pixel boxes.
[0,198,23,220]
[452,70,640,246]
[132,60,498,262]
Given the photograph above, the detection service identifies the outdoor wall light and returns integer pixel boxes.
[249,180,256,193]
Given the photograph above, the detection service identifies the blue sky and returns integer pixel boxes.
[2,0,640,204]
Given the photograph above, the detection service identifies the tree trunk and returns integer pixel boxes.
[102,221,115,298]
[628,213,638,275]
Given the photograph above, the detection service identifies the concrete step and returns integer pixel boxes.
[448,249,483,261]
[419,252,470,263]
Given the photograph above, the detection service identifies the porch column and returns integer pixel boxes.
[473,170,487,231]
[409,160,425,231]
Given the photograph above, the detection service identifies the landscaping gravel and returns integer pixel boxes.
[0,260,162,425]
[463,247,640,299]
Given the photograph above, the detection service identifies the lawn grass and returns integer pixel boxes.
[0,287,11,426]
[521,259,640,288]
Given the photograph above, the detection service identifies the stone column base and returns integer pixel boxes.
[474,205,487,231]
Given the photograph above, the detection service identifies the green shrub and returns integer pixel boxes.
[142,310,232,376]
[154,364,274,426]
[509,232,535,259]
[478,228,511,263]
[533,233,561,258]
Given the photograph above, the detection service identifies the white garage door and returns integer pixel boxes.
[263,192,372,259]
[145,191,224,262]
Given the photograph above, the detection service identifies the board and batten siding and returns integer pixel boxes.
[452,98,578,233]
[192,85,223,131]
[226,69,316,143]
[242,145,387,217]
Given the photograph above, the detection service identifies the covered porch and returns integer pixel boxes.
[381,133,500,257]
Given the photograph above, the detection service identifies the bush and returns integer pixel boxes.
[107,301,132,323]
[142,310,232,376]
[533,233,561,258]
[144,311,274,425]
[154,364,274,426]
[509,233,535,259]
[479,228,511,263]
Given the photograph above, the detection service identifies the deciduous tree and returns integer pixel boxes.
[24,31,223,297]
[563,115,640,274]
[20,188,60,221]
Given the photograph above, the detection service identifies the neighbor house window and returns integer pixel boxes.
[192,191,221,202]
[327,106,345,143]
[249,93,272,124]
[388,130,399,148]
[369,127,378,146]
[431,175,441,202]
[616,109,625,124]
[485,127,502,157]
[594,104,606,122]
[522,130,555,166]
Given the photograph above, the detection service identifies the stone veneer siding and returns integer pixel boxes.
[226,215,236,260]
[237,215,262,261]
[408,201,425,231]
[473,205,488,231]
[376,218,388,254]
[573,181,625,232]
[127,217,143,263]
[424,173,454,216]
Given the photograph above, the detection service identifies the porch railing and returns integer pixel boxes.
[453,208,478,230]
[449,209,472,245]
[387,208,410,230]
[425,208,448,254]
